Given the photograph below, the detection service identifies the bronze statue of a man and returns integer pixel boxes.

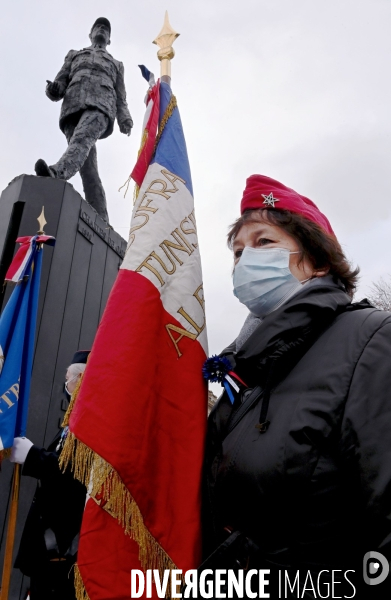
[35,17,133,222]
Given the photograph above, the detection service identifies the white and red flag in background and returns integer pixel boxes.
[60,68,208,599]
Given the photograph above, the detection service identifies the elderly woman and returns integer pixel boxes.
[202,175,391,597]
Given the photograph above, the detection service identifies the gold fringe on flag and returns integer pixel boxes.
[154,95,177,153]
[60,432,178,576]
[61,373,84,428]
[74,564,90,600]
[60,375,179,599]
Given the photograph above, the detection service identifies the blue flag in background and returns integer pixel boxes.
[0,234,55,458]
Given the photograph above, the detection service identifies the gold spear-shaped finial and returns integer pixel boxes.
[37,207,47,234]
[153,11,180,79]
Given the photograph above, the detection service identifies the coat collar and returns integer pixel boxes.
[221,276,351,379]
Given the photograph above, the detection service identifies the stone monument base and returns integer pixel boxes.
[0,175,127,600]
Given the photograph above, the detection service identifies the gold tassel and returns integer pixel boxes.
[133,183,140,205]
[119,129,149,200]
[0,448,11,463]
[118,176,132,199]
[74,564,90,600]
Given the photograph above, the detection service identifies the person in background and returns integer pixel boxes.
[202,174,391,598]
[11,350,90,600]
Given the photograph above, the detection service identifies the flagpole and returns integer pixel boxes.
[0,464,21,600]
[0,207,48,600]
[153,11,179,83]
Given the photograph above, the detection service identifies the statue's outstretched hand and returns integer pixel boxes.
[46,80,61,98]
[119,119,133,136]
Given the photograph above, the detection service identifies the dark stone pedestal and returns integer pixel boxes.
[0,175,127,599]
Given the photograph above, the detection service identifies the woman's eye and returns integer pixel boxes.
[258,238,273,246]
[234,249,243,259]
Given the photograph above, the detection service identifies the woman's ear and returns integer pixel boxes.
[313,268,329,278]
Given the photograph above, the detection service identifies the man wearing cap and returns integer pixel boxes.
[35,18,133,222]
[11,351,90,600]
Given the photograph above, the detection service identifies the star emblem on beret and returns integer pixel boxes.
[262,192,280,207]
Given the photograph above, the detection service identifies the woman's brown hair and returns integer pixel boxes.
[227,209,359,298]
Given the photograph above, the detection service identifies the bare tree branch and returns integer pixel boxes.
[368,275,391,311]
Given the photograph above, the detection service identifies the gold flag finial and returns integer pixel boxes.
[37,207,47,234]
[153,11,179,79]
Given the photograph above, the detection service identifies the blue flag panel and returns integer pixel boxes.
[153,81,193,196]
[0,236,54,455]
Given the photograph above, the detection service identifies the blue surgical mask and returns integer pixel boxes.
[233,247,303,318]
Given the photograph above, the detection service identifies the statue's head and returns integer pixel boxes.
[90,17,111,46]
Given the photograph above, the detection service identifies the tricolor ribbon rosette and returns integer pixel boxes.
[5,235,55,282]
[202,355,247,404]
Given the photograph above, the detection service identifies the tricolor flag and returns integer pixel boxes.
[61,71,208,599]
[0,234,55,459]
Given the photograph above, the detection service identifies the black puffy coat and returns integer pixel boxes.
[203,277,391,597]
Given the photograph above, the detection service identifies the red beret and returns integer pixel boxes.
[240,174,334,236]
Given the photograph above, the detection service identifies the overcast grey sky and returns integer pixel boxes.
[1,0,390,371]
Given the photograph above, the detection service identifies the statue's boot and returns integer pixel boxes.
[35,159,56,178]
